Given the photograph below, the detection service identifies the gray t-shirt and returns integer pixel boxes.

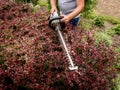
[58,0,80,18]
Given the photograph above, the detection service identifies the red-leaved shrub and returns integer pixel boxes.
[0,0,116,90]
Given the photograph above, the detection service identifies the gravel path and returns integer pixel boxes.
[96,0,120,19]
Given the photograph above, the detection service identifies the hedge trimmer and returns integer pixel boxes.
[49,12,78,70]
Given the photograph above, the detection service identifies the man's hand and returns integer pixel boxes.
[60,15,70,24]
[50,0,57,14]
[50,7,57,14]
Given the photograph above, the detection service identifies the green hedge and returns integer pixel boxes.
[84,0,97,12]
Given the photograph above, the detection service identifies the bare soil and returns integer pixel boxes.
[96,0,120,19]
[96,0,120,48]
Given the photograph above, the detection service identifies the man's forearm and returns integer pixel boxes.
[67,0,84,20]
[50,0,57,8]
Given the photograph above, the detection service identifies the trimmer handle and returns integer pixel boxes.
[49,16,65,30]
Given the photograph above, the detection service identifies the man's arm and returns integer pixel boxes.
[68,0,84,20]
[61,0,84,23]
[50,0,57,14]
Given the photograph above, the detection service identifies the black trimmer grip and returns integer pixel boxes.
[49,16,65,30]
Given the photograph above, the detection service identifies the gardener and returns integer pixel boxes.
[50,0,84,27]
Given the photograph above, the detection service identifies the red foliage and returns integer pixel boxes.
[0,0,116,90]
